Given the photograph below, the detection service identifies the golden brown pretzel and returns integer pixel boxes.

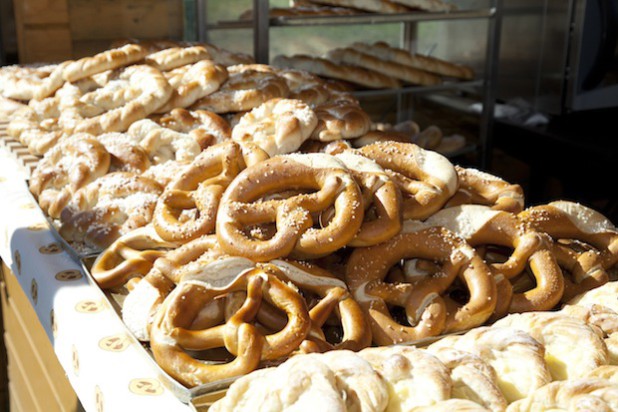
[553,241,608,302]
[122,235,226,341]
[275,68,331,108]
[346,226,496,345]
[96,132,151,173]
[310,100,372,142]
[190,64,289,113]
[59,172,163,249]
[445,166,525,213]
[29,135,110,218]
[91,226,178,289]
[216,153,364,261]
[358,141,458,220]
[334,151,402,247]
[150,261,311,386]
[424,205,564,315]
[520,201,618,270]
[153,141,269,243]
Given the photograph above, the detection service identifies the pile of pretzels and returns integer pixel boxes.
[9,41,618,390]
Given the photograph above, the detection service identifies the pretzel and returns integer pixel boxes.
[123,235,225,341]
[273,54,401,89]
[428,326,552,403]
[141,160,191,187]
[333,151,401,246]
[552,241,608,302]
[63,44,148,82]
[91,225,178,289]
[97,133,151,173]
[310,100,372,142]
[29,135,110,218]
[156,60,228,113]
[217,153,364,261]
[424,205,564,315]
[445,166,525,213]
[231,98,318,156]
[268,260,371,352]
[494,312,609,381]
[351,41,474,80]
[59,172,163,249]
[191,64,289,113]
[299,138,352,155]
[0,62,70,101]
[153,141,269,243]
[150,260,311,386]
[328,47,442,86]
[144,46,210,71]
[357,141,458,220]
[74,65,173,135]
[562,304,618,337]
[346,225,496,345]
[276,69,331,107]
[129,108,231,164]
[520,201,618,270]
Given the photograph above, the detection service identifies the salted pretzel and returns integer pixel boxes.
[63,44,148,82]
[129,108,231,164]
[142,159,191,187]
[333,151,402,246]
[153,141,269,243]
[156,60,228,113]
[231,98,318,156]
[299,138,353,155]
[190,64,289,113]
[217,153,364,261]
[0,62,70,101]
[276,69,331,107]
[150,259,311,387]
[123,235,226,341]
[424,205,564,315]
[91,225,178,290]
[59,172,163,249]
[345,225,496,345]
[445,166,525,213]
[29,135,110,218]
[97,133,151,173]
[357,141,458,220]
[73,65,173,135]
[552,241,608,302]
[310,99,372,142]
[144,46,210,71]
[520,201,618,270]
[254,260,371,353]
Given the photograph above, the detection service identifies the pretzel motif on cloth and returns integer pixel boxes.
[445,166,525,213]
[358,141,458,220]
[424,205,564,316]
[191,64,289,113]
[29,135,110,218]
[73,65,173,135]
[91,225,178,289]
[520,201,618,270]
[149,258,311,387]
[153,141,269,243]
[333,151,402,247]
[216,153,364,261]
[156,60,228,113]
[346,226,496,345]
[130,108,231,164]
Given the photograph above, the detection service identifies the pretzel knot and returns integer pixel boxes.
[445,166,525,213]
[346,226,496,345]
[91,225,178,289]
[520,201,618,270]
[216,153,364,261]
[150,259,311,387]
[425,205,564,316]
[552,242,608,302]
[358,141,458,220]
[334,151,402,247]
[153,141,269,243]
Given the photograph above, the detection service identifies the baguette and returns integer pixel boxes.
[303,0,411,13]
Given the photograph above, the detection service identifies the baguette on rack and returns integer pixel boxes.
[351,41,474,80]
[303,0,412,13]
[391,0,454,12]
[327,47,442,86]
[273,54,401,89]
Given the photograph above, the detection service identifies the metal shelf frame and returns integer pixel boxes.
[194,0,504,168]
